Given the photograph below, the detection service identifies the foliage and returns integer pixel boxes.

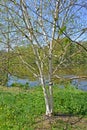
[11,82,30,90]
[0,41,87,86]
[0,85,87,129]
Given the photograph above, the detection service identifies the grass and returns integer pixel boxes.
[0,85,87,129]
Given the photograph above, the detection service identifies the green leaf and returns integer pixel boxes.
[59,26,66,35]
[63,37,71,44]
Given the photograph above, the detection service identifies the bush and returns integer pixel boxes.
[11,82,30,90]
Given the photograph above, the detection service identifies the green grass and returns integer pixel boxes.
[0,85,87,129]
[54,85,87,115]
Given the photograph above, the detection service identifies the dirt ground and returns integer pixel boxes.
[34,115,87,130]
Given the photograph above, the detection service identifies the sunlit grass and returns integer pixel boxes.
[0,85,87,129]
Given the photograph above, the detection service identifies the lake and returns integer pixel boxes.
[7,75,87,91]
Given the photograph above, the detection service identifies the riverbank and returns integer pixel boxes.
[0,85,87,129]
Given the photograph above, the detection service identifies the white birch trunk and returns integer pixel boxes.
[48,1,59,115]
[20,0,52,116]
[40,76,52,116]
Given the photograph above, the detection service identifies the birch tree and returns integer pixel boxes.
[0,0,87,116]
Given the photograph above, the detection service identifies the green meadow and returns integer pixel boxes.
[0,85,87,130]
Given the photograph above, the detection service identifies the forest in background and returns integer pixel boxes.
[0,39,87,85]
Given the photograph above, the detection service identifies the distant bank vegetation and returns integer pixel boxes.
[0,38,87,85]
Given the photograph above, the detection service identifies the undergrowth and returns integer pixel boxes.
[0,85,87,129]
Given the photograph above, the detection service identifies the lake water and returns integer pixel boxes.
[7,75,39,87]
[72,79,87,91]
[7,75,87,91]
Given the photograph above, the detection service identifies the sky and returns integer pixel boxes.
[0,0,87,51]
